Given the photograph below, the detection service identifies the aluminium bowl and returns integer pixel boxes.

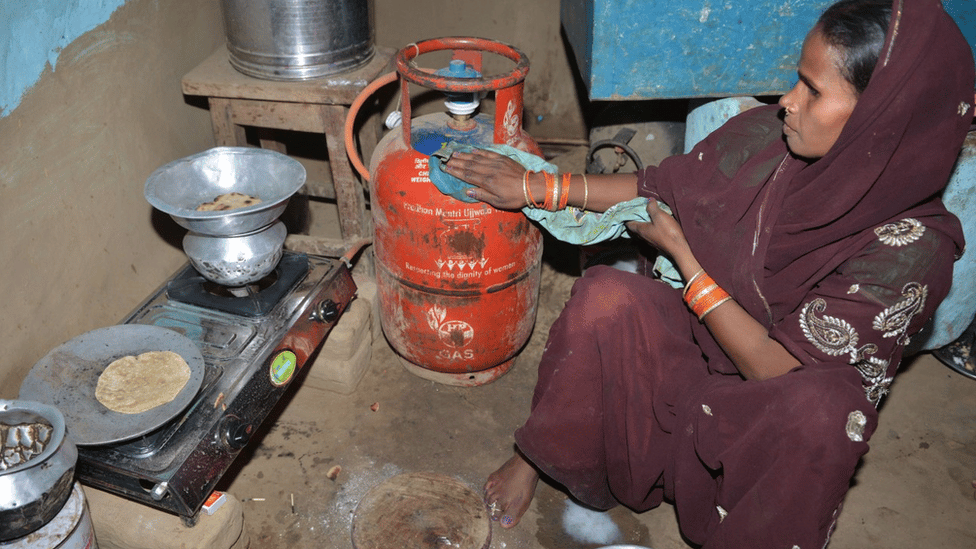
[183,221,287,287]
[145,147,306,237]
[0,399,77,541]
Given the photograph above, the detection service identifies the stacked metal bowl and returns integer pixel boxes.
[144,147,307,287]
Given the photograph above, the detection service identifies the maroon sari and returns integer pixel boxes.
[514,1,975,547]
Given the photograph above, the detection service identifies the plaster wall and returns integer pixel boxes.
[1,1,126,115]
[0,0,586,397]
[0,0,225,397]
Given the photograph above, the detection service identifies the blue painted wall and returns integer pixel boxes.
[0,0,129,116]
[944,0,976,59]
[562,0,976,100]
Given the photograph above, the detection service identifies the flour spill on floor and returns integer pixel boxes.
[561,499,623,545]
[326,460,402,531]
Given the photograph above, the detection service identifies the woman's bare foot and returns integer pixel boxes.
[484,451,539,528]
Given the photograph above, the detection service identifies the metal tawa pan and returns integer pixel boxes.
[19,325,205,446]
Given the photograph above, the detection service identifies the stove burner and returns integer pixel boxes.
[203,270,279,298]
[166,253,309,317]
[71,252,357,522]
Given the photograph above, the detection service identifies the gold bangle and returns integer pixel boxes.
[684,273,714,304]
[687,283,719,310]
[698,295,733,321]
[581,173,589,211]
[526,171,543,208]
[683,269,705,297]
[690,284,731,318]
[551,173,561,211]
[522,171,531,208]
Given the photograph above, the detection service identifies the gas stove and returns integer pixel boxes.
[71,251,356,523]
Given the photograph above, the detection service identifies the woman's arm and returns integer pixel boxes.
[626,201,801,380]
[447,149,798,378]
[443,149,638,212]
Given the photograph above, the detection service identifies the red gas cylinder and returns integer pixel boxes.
[346,37,543,386]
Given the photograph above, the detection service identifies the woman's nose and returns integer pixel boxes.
[779,85,798,113]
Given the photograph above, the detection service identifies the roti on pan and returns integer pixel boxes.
[196,192,262,211]
[95,351,192,414]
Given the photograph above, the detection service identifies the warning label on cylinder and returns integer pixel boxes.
[397,157,521,282]
[410,158,430,183]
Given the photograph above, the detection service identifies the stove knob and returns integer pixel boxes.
[219,417,252,451]
[314,299,341,323]
[150,481,169,501]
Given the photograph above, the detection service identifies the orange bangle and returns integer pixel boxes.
[558,173,571,210]
[549,172,559,211]
[684,273,715,305]
[525,171,543,208]
[682,269,733,320]
[542,172,556,211]
[687,283,717,309]
[692,287,732,320]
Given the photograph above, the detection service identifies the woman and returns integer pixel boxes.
[444,0,974,546]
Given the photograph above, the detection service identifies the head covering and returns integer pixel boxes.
[649,0,975,323]
[763,0,975,313]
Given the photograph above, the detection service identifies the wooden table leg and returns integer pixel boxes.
[321,104,367,241]
[208,97,247,146]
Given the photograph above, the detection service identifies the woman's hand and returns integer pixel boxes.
[625,200,691,261]
[443,149,528,210]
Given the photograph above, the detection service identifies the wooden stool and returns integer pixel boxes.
[181,46,395,258]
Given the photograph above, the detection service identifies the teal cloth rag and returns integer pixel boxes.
[428,142,552,203]
[428,142,682,287]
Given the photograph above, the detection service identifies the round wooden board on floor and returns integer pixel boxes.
[351,472,491,549]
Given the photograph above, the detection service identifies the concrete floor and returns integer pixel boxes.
[216,147,976,549]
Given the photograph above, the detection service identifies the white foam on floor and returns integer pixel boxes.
[561,499,622,545]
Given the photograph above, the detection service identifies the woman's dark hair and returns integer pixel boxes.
[818,0,892,95]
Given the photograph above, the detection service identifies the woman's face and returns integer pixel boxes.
[779,27,859,159]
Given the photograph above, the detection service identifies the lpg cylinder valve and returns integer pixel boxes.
[384,59,483,130]
[436,60,484,124]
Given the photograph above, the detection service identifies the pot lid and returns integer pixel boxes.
[352,472,491,549]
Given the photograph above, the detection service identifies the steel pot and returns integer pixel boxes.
[0,399,77,541]
[183,220,288,287]
[221,0,376,80]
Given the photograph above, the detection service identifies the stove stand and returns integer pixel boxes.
[74,252,356,524]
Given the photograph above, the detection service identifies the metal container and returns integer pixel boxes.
[221,0,375,80]
[912,129,976,351]
[0,483,97,549]
[183,221,288,287]
[348,38,542,386]
[144,147,306,237]
[0,400,78,542]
